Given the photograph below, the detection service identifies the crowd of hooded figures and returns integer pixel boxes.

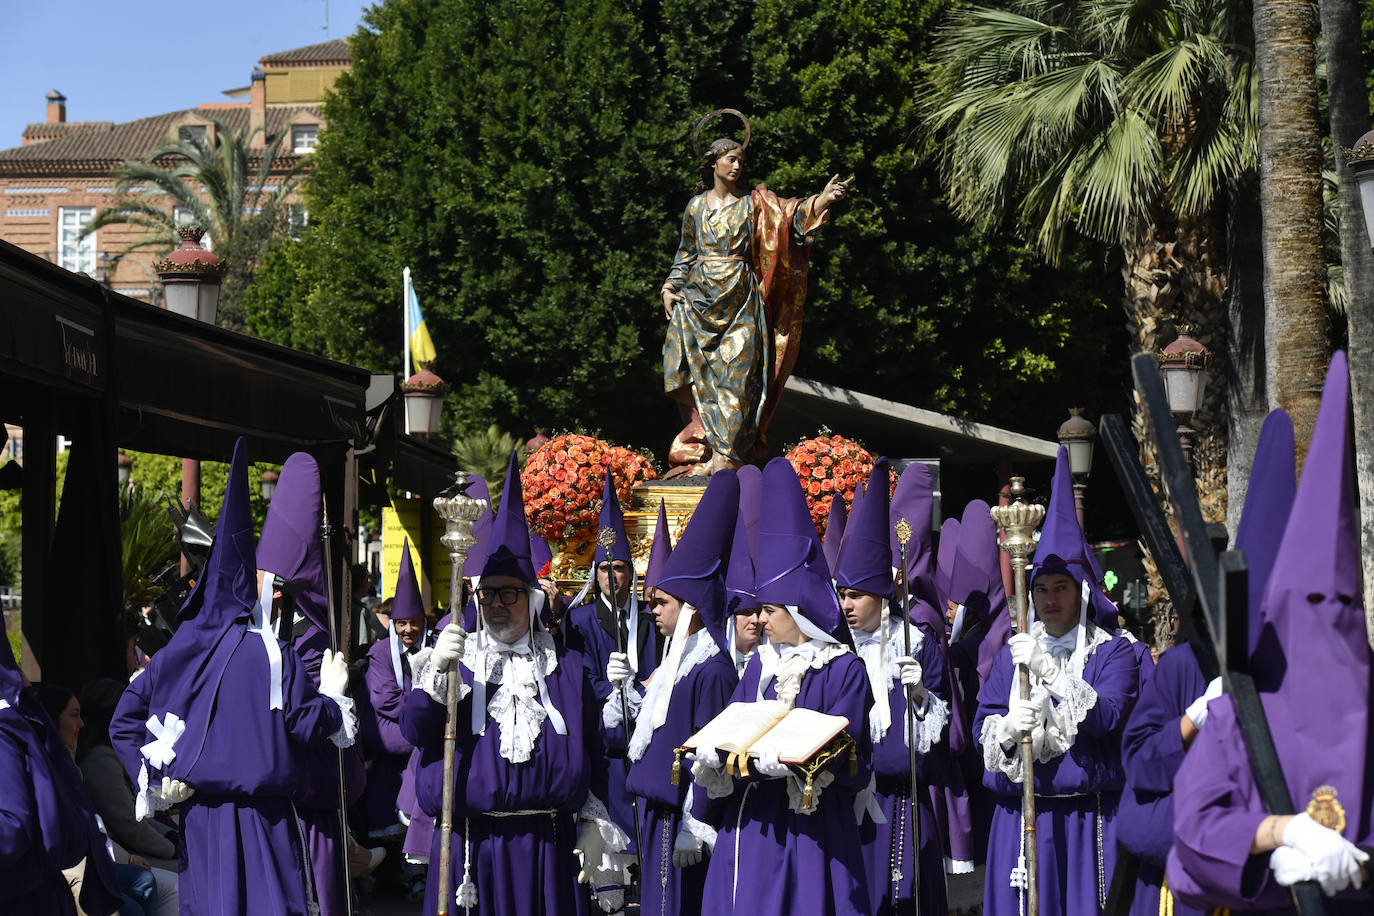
[4,351,1373,916]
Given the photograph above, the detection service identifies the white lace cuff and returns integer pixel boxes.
[906,691,950,755]
[681,785,718,852]
[601,686,643,731]
[409,646,432,680]
[690,754,735,800]
[323,690,358,748]
[415,658,471,707]
[981,716,1026,782]
[1038,675,1097,762]
[579,792,633,855]
[784,769,834,815]
[133,762,170,821]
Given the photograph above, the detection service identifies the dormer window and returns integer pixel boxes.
[291,125,318,153]
[179,124,208,146]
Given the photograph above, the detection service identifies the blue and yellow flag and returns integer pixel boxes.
[408,282,437,368]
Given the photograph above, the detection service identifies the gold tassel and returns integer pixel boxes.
[849,745,858,777]
[802,774,814,809]
[671,748,683,786]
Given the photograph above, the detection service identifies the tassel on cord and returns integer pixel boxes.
[456,819,477,911]
[802,774,815,810]
[671,748,684,786]
[848,744,858,777]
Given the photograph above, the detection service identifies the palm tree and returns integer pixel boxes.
[80,114,309,330]
[452,425,528,511]
[922,0,1258,643]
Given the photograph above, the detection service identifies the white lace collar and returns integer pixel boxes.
[1026,619,1110,679]
[465,631,565,764]
[768,639,851,709]
[627,630,719,762]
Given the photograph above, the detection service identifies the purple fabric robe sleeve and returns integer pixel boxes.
[0,728,36,867]
[818,654,873,793]
[1075,636,1139,737]
[1166,695,1273,909]
[686,658,741,828]
[110,664,156,785]
[1122,645,1203,794]
[582,663,613,807]
[280,644,345,745]
[399,681,450,752]
[365,644,412,756]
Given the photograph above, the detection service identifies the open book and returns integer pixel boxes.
[682,700,850,766]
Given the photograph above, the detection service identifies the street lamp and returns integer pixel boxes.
[1346,130,1374,244]
[401,369,450,437]
[260,470,279,503]
[153,226,226,324]
[1056,408,1096,529]
[116,451,132,488]
[1156,326,1210,471]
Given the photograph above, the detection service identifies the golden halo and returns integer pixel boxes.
[692,108,751,159]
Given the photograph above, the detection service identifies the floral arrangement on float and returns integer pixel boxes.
[784,432,889,535]
[522,434,658,574]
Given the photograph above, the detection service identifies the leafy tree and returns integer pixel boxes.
[81,115,308,330]
[119,484,180,609]
[245,0,1114,460]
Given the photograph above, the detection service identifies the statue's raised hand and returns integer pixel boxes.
[661,286,684,320]
[818,174,853,211]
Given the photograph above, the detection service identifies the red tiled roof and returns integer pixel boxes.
[0,106,321,176]
[260,39,351,65]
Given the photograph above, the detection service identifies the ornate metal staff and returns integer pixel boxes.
[893,518,922,912]
[989,479,1046,916]
[433,472,485,916]
[598,524,644,880]
[318,499,354,916]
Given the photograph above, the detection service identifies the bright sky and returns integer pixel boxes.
[0,0,376,149]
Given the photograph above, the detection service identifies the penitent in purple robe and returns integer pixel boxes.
[973,633,1139,916]
[400,638,608,916]
[617,639,737,916]
[1118,643,1208,916]
[700,650,874,916]
[112,632,346,915]
[858,620,951,915]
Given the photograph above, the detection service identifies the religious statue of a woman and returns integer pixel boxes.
[660,109,850,477]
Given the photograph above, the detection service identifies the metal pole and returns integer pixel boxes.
[433,474,483,916]
[990,480,1046,916]
[598,525,644,882]
[894,519,922,912]
[319,500,354,916]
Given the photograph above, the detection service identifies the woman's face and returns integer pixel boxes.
[58,696,83,753]
[714,147,744,187]
[760,603,804,646]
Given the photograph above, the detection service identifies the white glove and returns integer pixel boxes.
[574,822,607,884]
[753,749,791,778]
[1281,812,1368,895]
[672,827,704,868]
[606,652,633,689]
[1009,633,1059,683]
[1270,845,1316,888]
[1184,677,1224,729]
[319,648,349,696]
[432,624,467,672]
[896,655,923,689]
[694,747,722,770]
[157,776,194,804]
[996,697,1042,744]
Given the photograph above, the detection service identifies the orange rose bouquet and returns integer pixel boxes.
[784,434,882,535]
[522,434,658,544]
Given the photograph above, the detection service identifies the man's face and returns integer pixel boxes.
[395,617,423,647]
[597,560,632,604]
[1032,572,1081,637]
[477,575,532,643]
[838,587,884,633]
[734,608,761,653]
[652,591,684,636]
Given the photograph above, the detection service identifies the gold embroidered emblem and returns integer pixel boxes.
[1306,785,1347,832]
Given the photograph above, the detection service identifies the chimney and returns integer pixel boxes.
[249,69,266,149]
[46,90,66,124]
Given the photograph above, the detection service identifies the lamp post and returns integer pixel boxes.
[153,226,226,323]
[154,226,226,556]
[116,452,132,489]
[1345,130,1374,242]
[1156,326,1210,472]
[1056,408,1096,529]
[401,369,450,437]
[259,470,279,503]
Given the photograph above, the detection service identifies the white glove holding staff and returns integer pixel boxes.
[1009,633,1060,683]
[432,624,467,672]
[1184,677,1224,729]
[606,652,633,689]
[1271,812,1368,895]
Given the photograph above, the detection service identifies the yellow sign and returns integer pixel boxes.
[381,500,453,609]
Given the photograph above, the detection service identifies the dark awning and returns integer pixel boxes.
[0,242,108,396]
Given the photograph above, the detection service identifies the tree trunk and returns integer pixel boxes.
[1224,171,1268,538]
[1317,0,1374,631]
[1252,0,1330,460]
[1122,209,1229,650]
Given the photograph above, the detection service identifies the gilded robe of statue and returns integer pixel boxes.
[662,186,827,465]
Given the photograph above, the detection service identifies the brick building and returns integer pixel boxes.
[0,39,349,300]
